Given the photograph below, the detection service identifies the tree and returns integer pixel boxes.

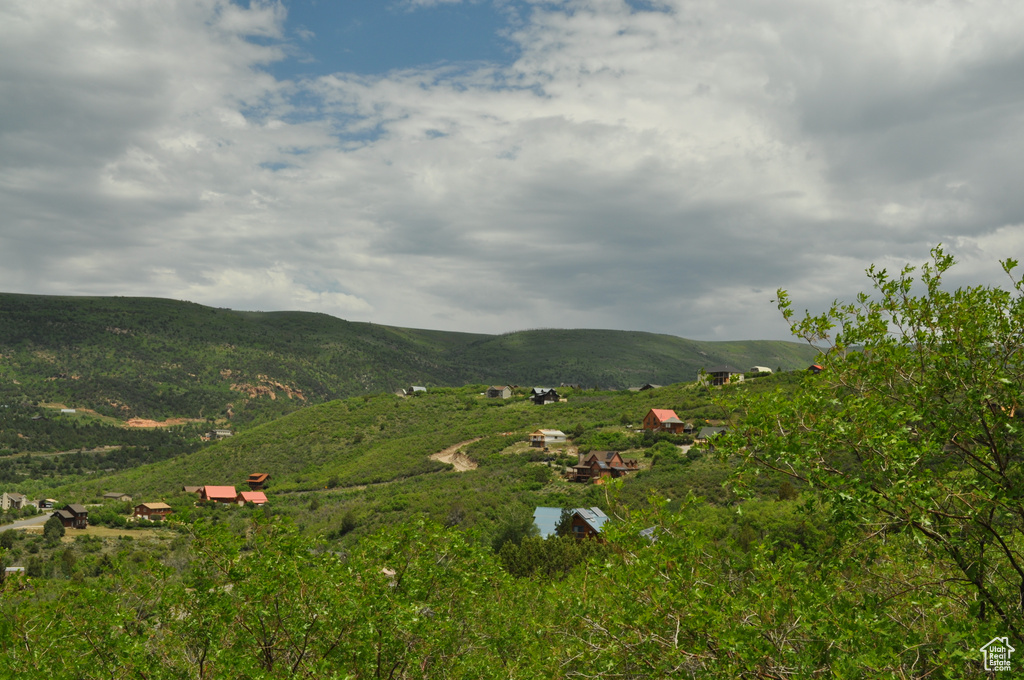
[43,516,65,544]
[729,247,1023,636]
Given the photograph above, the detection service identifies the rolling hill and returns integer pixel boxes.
[0,292,819,426]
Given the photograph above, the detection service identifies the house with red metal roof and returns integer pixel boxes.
[199,486,237,503]
[236,491,268,506]
[642,408,687,434]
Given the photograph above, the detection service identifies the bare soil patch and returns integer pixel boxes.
[125,417,197,428]
[430,438,482,472]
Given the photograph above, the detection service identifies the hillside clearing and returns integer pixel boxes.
[430,438,482,471]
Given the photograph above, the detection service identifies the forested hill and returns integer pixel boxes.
[0,292,818,424]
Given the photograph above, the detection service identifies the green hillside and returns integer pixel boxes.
[0,292,818,426]
[37,375,805,542]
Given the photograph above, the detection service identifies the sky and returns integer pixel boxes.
[2,0,1023,341]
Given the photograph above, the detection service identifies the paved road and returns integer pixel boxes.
[0,514,49,533]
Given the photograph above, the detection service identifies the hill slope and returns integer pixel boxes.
[0,292,817,425]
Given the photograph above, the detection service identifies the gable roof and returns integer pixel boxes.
[66,504,88,515]
[202,486,237,500]
[573,507,609,533]
[697,426,728,439]
[247,473,270,483]
[137,502,172,511]
[237,491,268,504]
[648,408,681,423]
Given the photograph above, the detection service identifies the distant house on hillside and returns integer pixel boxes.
[486,386,512,399]
[695,426,728,445]
[529,429,567,448]
[409,386,427,394]
[809,364,824,374]
[134,502,172,521]
[0,492,27,511]
[247,473,270,490]
[701,365,745,386]
[52,504,88,529]
[642,409,686,434]
[182,486,202,495]
[530,388,560,405]
[236,491,268,506]
[207,429,233,440]
[569,507,608,539]
[199,486,237,503]
[569,451,639,483]
[750,366,773,374]
[638,384,662,391]
[103,492,132,502]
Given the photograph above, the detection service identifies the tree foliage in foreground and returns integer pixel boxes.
[729,246,1024,637]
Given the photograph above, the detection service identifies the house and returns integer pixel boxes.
[569,451,639,483]
[236,491,268,506]
[809,364,824,374]
[52,504,88,529]
[569,507,608,539]
[409,386,427,394]
[638,384,662,391]
[247,473,270,490]
[642,409,686,434]
[750,366,773,374]
[530,388,560,405]
[529,429,567,448]
[182,486,202,495]
[1,492,27,511]
[695,426,728,445]
[701,365,745,386]
[199,486,237,503]
[134,502,172,521]
[208,429,233,439]
[486,385,512,399]
[103,492,132,502]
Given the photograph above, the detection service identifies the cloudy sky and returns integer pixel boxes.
[2,0,1022,341]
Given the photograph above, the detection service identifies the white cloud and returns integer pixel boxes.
[1,0,1022,341]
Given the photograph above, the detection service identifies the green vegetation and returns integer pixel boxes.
[0,249,1017,675]
[0,292,817,426]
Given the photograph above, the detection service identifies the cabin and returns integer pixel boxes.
[134,502,172,521]
[52,504,88,529]
[199,486,237,503]
[530,388,560,405]
[642,409,686,434]
[569,451,639,483]
[750,366,773,374]
[182,486,202,495]
[486,386,512,399]
[529,429,567,448]
[701,365,745,386]
[208,429,233,440]
[247,473,270,490]
[569,507,608,539]
[103,492,132,502]
[809,364,824,374]
[695,426,728,446]
[236,491,268,506]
